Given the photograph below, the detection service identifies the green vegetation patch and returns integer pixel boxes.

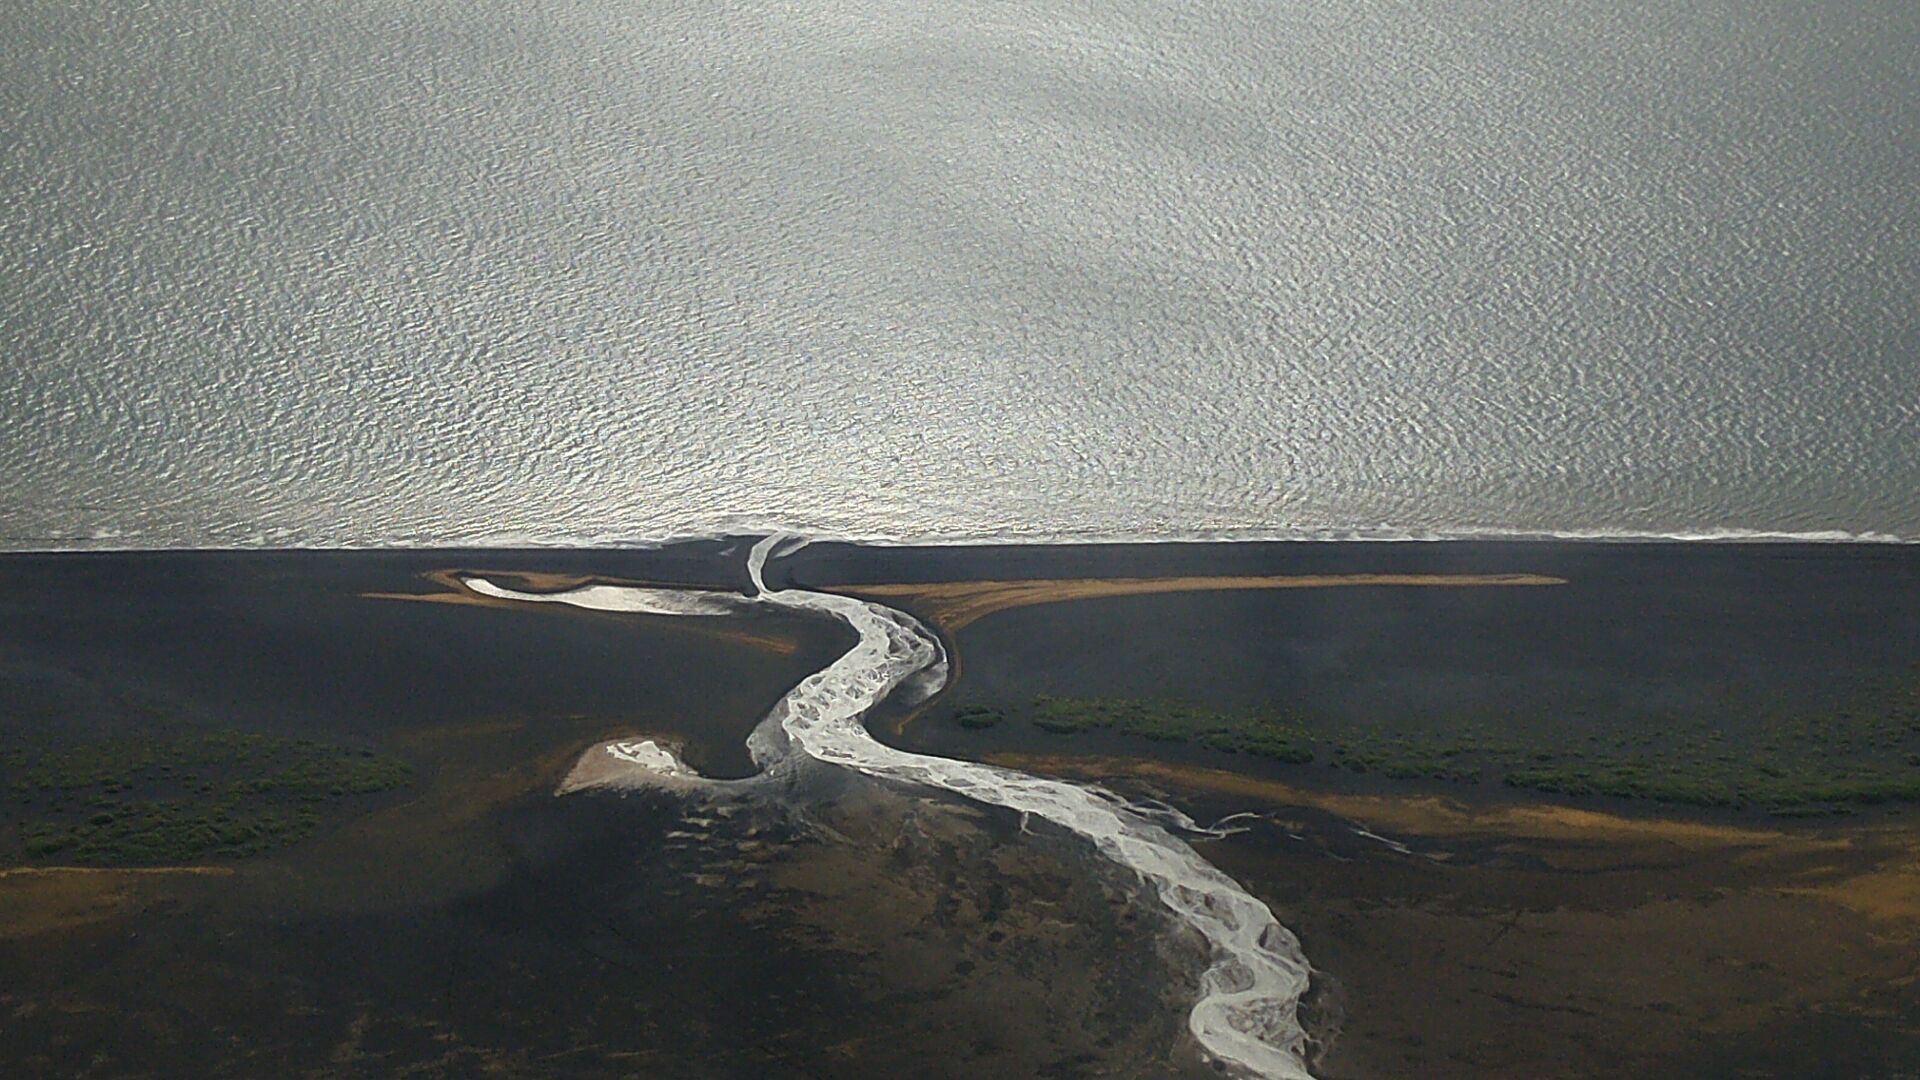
[952,705,1005,730]
[1027,696,1315,763]
[945,678,1920,817]
[3,731,413,866]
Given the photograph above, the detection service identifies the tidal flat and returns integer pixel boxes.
[3,541,1919,1077]
[833,539,1920,1076]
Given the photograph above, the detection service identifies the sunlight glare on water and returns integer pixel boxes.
[2,0,1916,548]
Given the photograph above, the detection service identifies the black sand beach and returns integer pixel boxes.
[3,541,1919,1077]
[855,541,1920,803]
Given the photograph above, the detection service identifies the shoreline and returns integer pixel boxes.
[5,541,1920,1075]
[5,525,1917,556]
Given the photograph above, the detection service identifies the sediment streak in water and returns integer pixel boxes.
[466,537,1315,1079]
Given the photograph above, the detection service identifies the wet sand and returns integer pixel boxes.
[3,541,1919,1076]
[859,540,1920,1077]
[869,541,1920,758]
[0,547,1212,1076]
[844,571,1565,631]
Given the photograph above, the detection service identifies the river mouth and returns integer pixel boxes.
[6,541,1920,1076]
[466,534,1318,1079]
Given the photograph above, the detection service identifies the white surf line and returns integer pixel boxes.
[465,540,1317,1079]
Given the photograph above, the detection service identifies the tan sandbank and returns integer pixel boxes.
[0,866,236,879]
[362,568,800,655]
[988,752,1920,928]
[839,572,1566,631]
[988,753,1812,847]
[0,866,234,939]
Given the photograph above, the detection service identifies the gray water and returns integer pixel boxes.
[3,0,1917,549]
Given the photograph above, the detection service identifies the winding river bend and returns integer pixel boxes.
[466,536,1316,1079]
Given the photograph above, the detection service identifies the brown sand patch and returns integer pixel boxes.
[839,572,1566,631]
[985,753,1819,850]
[982,755,1920,1073]
[265,719,615,905]
[1785,849,1920,925]
[0,866,232,939]
[994,752,1920,939]
[0,866,235,880]
[362,568,799,655]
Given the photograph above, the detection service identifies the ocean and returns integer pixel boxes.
[3,0,1916,549]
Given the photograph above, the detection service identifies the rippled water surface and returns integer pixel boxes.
[2,0,1916,548]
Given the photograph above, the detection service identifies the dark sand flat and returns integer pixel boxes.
[3,542,1919,1077]
[852,541,1920,1077]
